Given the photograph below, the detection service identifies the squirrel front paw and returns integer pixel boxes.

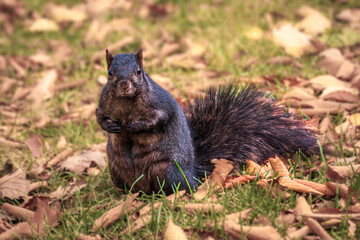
[103,119,123,133]
[125,121,143,133]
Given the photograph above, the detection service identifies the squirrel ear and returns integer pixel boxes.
[136,48,143,68]
[105,49,113,69]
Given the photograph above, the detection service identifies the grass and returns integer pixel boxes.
[1,0,360,239]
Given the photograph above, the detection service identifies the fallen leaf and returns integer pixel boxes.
[1,77,17,94]
[294,196,312,223]
[28,69,58,107]
[336,9,360,26]
[193,158,233,200]
[92,36,135,62]
[292,179,335,196]
[97,75,107,86]
[326,182,358,204]
[296,5,331,36]
[159,42,181,58]
[224,221,282,240]
[272,23,315,58]
[28,18,59,32]
[0,136,23,148]
[24,134,43,158]
[49,180,87,200]
[321,90,358,103]
[1,203,34,221]
[225,208,253,224]
[302,212,360,221]
[45,3,88,23]
[0,169,30,199]
[30,148,73,177]
[286,226,311,240]
[269,156,289,177]
[348,220,356,239]
[60,150,106,174]
[316,49,345,75]
[92,193,138,230]
[0,198,61,239]
[336,60,355,80]
[304,217,333,240]
[56,136,67,149]
[76,233,103,240]
[245,26,264,40]
[267,56,303,68]
[183,203,224,214]
[326,165,360,181]
[163,219,188,240]
[224,175,256,189]
[280,177,323,196]
[122,214,151,234]
[349,113,360,126]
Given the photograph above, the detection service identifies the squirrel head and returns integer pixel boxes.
[105,49,145,98]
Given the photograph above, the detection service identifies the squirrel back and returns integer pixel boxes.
[96,49,318,195]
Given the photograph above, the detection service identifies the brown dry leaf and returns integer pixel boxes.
[326,182,358,205]
[28,181,48,192]
[224,175,256,189]
[326,165,360,181]
[7,58,26,78]
[294,196,312,223]
[49,179,87,200]
[245,26,264,40]
[12,87,31,101]
[225,208,253,224]
[284,87,316,102]
[292,179,335,196]
[225,220,282,240]
[302,213,360,221]
[0,136,23,148]
[28,69,58,107]
[336,60,355,80]
[159,42,181,58]
[92,36,135,62]
[317,49,345,76]
[87,18,131,44]
[296,5,331,36]
[304,217,333,240]
[183,203,224,214]
[0,169,30,199]
[272,23,315,58]
[24,134,43,158]
[245,159,271,178]
[267,56,303,68]
[92,193,138,230]
[1,77,17,94]
[56,136,67,149]
[275,211,296,226]
[30,148,73,177]
[165,53,207,70]
[122,214,151,234]
[1,203,35,221]
[269,156,290,177]
[45,3,88,23]
[163,219,188,240]
[28,18,59,32]
[279,177,323,196]
[348,220,356,239]
[76,233,103,240]
[0,198,61,239]
[336,9,360,27]
[87,167,101,176]
[60,150,106,174]
[29,52,53,67]
[349,113,360,126]
[286,226,311,240]
[193,158,233,200]
[85,0,132,17]
[322,90,358,103]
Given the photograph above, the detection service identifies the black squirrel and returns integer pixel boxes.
[96,49,317,195]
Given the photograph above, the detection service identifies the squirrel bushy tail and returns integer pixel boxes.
[186,85,318,178]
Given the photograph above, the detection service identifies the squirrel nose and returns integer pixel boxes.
[120,81,130,90]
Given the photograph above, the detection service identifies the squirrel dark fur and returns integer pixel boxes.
[96,49,317,195]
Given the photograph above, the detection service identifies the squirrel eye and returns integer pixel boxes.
[137,67,141,75]
[108,68,112,76]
